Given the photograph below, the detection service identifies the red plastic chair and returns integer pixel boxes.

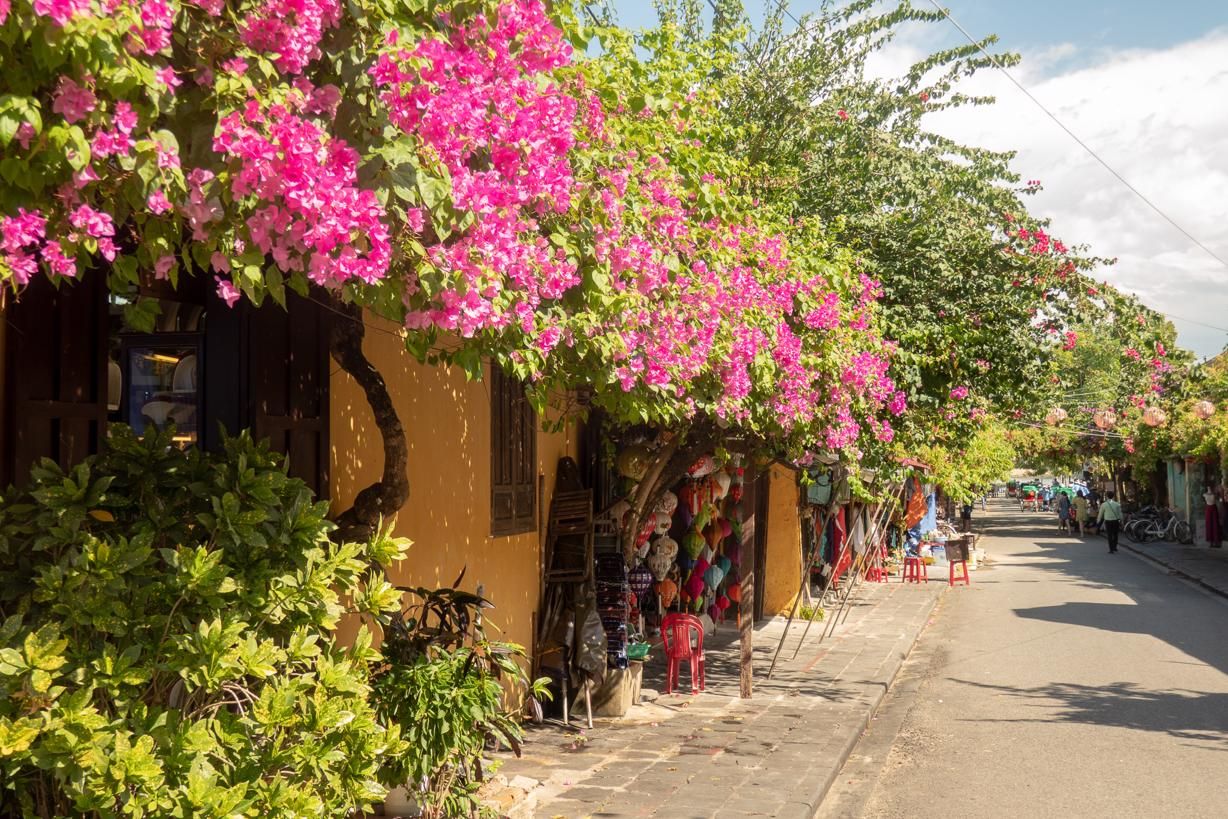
[949,559,970,586]
[903,555,927,584]
[660,613,705,694]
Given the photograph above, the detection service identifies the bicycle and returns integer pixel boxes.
[1124,509,1192,544]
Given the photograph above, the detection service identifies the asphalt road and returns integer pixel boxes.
[820,498,1228,819]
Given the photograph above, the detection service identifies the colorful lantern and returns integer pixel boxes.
[1143,406,1168,427]
[1092,408,1116,430]
[1194,400,1216,420]
[1045,407,1068,426]
[655,490,679,515]
[688,454,717,478]
[616,444,653,480]
[656,579,678,608]
[628,566,653,600]
[726,583,742,604]
[682,531,706,559]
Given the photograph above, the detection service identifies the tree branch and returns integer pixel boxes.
[327,296,409,542]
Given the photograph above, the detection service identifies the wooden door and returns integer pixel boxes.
[3,272,108,487]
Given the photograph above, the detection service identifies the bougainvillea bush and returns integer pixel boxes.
[0,427,410,817]
[0,0,903,465]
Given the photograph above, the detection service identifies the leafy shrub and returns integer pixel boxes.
[372,577,548,818]
[0,427,410,818]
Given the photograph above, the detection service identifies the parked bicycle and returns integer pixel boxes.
[1124,507,1193,544]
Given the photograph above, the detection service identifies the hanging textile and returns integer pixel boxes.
[905,477,926,528]
[830,507,852,584]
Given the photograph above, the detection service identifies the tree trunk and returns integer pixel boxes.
[327,297,410,542]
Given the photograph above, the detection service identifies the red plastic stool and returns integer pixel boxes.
[903,556,927,584]
[949,559,970,586]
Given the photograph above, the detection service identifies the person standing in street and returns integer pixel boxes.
[1056,490,1071,534]
[1098,490,1123,553]
[961,502,974,533]
[1074,492,1089,537]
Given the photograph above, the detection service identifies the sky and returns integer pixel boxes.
[611,1,1228,358]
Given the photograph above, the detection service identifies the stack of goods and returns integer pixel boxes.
[594,551,630,669]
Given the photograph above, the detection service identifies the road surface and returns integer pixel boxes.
[820,498,1228,819]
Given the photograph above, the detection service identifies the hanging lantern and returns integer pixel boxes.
[1045,407,1068,426]
[1142,406,1168,427]
[1194,400,1216,420]
[1092,408,1116,430]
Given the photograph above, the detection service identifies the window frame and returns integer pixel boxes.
[489,365,537,537]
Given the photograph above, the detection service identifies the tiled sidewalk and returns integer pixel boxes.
[1123,540,1228,598]
[487,575,947,818]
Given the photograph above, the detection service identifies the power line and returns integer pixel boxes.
[922,0,1228,274]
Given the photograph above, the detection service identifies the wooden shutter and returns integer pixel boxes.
[490,366,537,536]
[246,291,331,498]
[3,272,108,487]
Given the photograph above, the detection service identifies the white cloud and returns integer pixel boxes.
[874,27,1228,358]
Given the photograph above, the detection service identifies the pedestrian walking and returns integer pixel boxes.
[1056,491,1071,533]
[1073,492,1089,537]
[961,502,974,533]
[1098,490,1124,553]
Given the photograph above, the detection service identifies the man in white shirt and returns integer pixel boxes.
[1097,490,1124,553]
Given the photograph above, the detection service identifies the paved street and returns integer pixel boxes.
[822,499,1228,819]
[492,578,944,818]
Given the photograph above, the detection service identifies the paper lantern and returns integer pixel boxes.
[700,544,716,565]
[654,535,679,561]
[682,531,705,559]
[704,564,725,589]
[685,571,705,600]
[635,540,651,560]
[712,470,732,500]
[717,555,732,575]
[1045,407,1068,426]
[708,603,721,621]
[677,553,695,573]
[692,597,705,613]
[628,565,653,599]
[1194,400,1216,420]
[1092,408,1116,430]
[726,584,741,604]
[693,503,714,532]
[704,524,723,550]
[656,579,678,608]
[617,444,653,480]
[720,518,733,539]
[715,595,731,611]
[646,549,673,580]
[1143,406,1168,427]
[724,539,741,566]
[655,490,679,515]
[635,518,655,547]
[654,509,672,534]
[688,454,717,478]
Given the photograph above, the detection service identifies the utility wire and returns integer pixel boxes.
[923,0,1228,274]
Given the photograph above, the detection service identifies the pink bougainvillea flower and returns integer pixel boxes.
[52,76,96,124]
[949,385,969,400]
[210,251,230,273]
[156,66,181,91]
[216,277,241,307]
[836,109,849,121]
[146,189,171,214]
[32,0,89,27]
[154,254,175,280]
[15,122,35,149]
[42,240,77,277]
[1062,330,1078,351]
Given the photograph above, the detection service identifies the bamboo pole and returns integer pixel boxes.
[766,482,841,680]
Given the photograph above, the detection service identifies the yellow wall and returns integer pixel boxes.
[762,463,803,616]
[330,313,578,654]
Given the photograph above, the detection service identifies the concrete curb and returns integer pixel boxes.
[801,587,947,818]
[1121,543,1228,602]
